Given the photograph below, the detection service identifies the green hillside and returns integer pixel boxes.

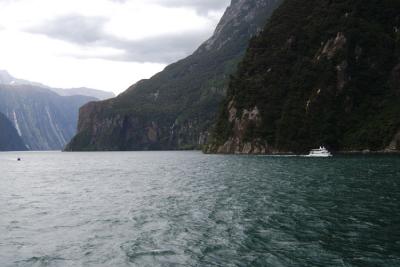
[207,0,400,154]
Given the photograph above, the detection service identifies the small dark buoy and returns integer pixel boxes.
[17,158,21,161]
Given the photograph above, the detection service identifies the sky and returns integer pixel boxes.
[0,0,230,94]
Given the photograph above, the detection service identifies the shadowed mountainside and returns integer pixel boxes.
[0,112,27,151]
[0,85,96,150]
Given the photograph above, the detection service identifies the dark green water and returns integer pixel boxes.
[0,152,399,266]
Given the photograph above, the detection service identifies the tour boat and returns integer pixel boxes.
[306,146,332,157]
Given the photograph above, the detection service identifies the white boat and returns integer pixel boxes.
[306,146,332,157]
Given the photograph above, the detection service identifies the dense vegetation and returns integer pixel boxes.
[209,0,400,153]
[0,112,26,151]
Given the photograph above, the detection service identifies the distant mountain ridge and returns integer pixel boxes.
[0,84,96,150]
[66,0,283,151]
[0,70,113,150]
[0,112,27,151]
[48,87,115,101]
[0,70,115,100]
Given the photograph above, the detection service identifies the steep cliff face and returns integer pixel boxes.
[66,0,283,151]
[387,129,400,151]
[0,112,27,151]
[207,0,400,154]
[0,85,96,150]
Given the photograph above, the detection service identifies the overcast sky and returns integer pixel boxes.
[0,0,230,93]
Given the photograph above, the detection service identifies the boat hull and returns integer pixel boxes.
[305,154,332,158]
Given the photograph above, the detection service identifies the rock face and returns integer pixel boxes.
[387,130,400,151]
[66,0,283,151]
[0,85,96,150]
[0,112,27,151]
[213,103,271,154]
[207,0,400,154]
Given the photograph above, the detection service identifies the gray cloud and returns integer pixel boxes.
[106,32,210,62]
[27,14,212,63]
[110,0,230,14]
[28,15,108,44]
[25,0,231,63]
[151,0,230,14]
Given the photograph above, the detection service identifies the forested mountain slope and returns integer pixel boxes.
[207,0,400,154]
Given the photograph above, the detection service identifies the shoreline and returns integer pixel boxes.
[6,148,399,155]
[204,149,400,156]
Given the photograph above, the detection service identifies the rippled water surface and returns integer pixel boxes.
[0,151,399,266]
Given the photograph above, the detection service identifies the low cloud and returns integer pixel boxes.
[27,14,211,63]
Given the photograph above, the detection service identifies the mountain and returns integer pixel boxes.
[0,112,27,151]
[206,0,400,154]
[0,70,114,100]
[66,0,283,151]
[0,70,45,88]
[49,87,115,100]
[0,84,96,150]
